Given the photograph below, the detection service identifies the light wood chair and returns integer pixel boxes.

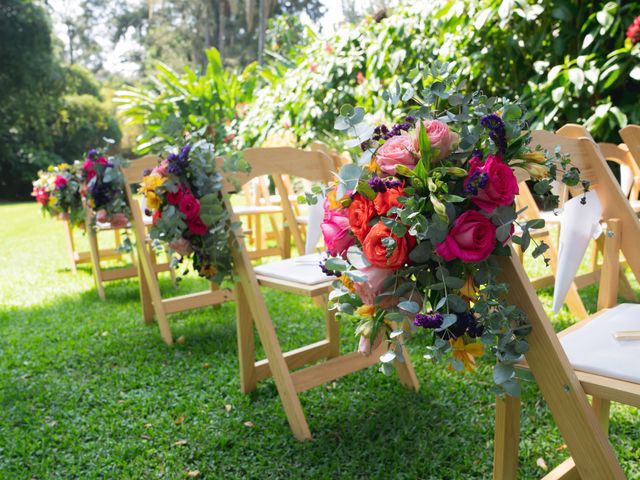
[493,127,640,480]
[61,217,123,274]
[85,207,138,300]
[225,146,419,440]
[119,157,218,344]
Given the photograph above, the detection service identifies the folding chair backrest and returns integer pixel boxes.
[532,127,640,281]
[121,156,162,185]
[597,143,639,198]
[620,125,640,167]
[234,147,335,254]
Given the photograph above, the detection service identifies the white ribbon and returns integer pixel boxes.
[305,193,324,254]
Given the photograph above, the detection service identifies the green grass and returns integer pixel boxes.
[0,202,638,479]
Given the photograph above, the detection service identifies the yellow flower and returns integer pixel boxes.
[460,274,477,301]
[523,163,549,180]
[48,195,57,207]
[59,163,70,170]
[356,304,376,317]
[368,155,381,175]
[340,274,355,292]
[449,338,484,373]
[139,173,165,209]
[199,264,218,277]
[522,151,546,164]
[145,192,161,210]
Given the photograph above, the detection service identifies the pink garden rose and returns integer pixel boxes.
[375,134,417,175]
[412,120,459,161]
[178,193,201,221]
[353,266,393,305]
[435,210,497,263]
[109,213,128,228]
[54,175,68,188]
[321,207,354,257]
[627,16,640,44]
[169,238,193,256]
[96,209,109,223]
[464,154,519,212]
[187,217,208,235]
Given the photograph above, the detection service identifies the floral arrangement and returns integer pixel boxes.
[32,163,84,227]
[627,16,640,45]
[139,138,243,283]
[80,149,129,228]
[321,64,587,395]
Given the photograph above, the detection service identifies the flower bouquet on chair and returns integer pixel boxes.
[80,149,130,229]
[32,162,84,227]
[139,137,245,283]
[322,63,588,394]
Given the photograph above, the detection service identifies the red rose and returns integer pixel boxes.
[152,209,162,226]
[348,193,376,242]
[435,210,497,263]
[374,184,405,216]
[96,156,108,166]
[54,175,68,188]
[362,221,415,269]
[464,154,518,213]
[83,159,96,181]
[96,209,109,224]
[179,193,200,220]
[187,217,208,235]
[167,187,184,205]
[627,16,640,44]
[33,187,49,205]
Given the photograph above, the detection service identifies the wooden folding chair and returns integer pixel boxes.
[493,127,640,480]
[620,125,640,173]
[61,217,122,274]
[85,206,138,300]
[226,147,419,440]
[119,157,219,345]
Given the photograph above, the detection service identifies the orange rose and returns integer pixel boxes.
[362,221,415,269]
[348,193,376,242]
[374,184,406,216]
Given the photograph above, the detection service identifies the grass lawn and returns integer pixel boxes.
[1,202,638,479]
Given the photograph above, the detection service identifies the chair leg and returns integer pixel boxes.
[493,394,521,480]
[235,284,257,393]
[393,344,419,391]
[325,297,340,359]
[62,220,78,274]
[591,397,611,433]
[87,225,105,300]
[282,224,292,259]
[138,257,154,325]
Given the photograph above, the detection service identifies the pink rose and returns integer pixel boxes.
[54,175,68,188]
[435,210,497,263]
[96,209,109,223]
[169,238,193,256]
[464,154,519,212]
[155,160,170,176]
[412,120,458,161]
[179,193,200,220]
[83,159,96,181]
[109,213,128,228]
[353,266,393,305]
[96,156,108,166]
[375,135,417,175]
[358,332,383,356]
[321,207,354,257]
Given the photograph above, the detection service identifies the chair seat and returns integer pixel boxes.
[539,209,561,224]
[560,303,640,384]
[234,205,283,215]
[253,253,333,286]
[629,199,640,212]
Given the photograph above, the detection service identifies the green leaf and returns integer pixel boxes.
[418,120,431,170]
[325,258,349,272]
[493,363,515,385]
[398,300,420,314]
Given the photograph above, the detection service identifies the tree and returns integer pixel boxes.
[0,0,121,199]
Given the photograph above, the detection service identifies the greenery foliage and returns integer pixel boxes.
[115,49,257,155]
[239,1,640,149]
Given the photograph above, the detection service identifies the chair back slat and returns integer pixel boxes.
[121,156,162,185]
[532,127,640,283]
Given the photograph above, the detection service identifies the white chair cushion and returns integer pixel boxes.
[253,253,333,285]
[561,303,640,384]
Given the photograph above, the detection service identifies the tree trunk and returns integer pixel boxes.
[218,0,225,59]
[257,0,265,65]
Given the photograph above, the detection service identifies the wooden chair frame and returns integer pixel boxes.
[61,217,123,274]
[120,157,215,345]
[620,125,640,174]
[225,146,419,440]
[493,126,640,479]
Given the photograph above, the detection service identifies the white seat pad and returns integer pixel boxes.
[561,303,640,384]
[253,253,333,285]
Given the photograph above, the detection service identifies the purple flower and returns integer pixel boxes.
[414,312,443,329]
[463,171,489,195]
[368,176,387,193]
[481,114,507,154]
